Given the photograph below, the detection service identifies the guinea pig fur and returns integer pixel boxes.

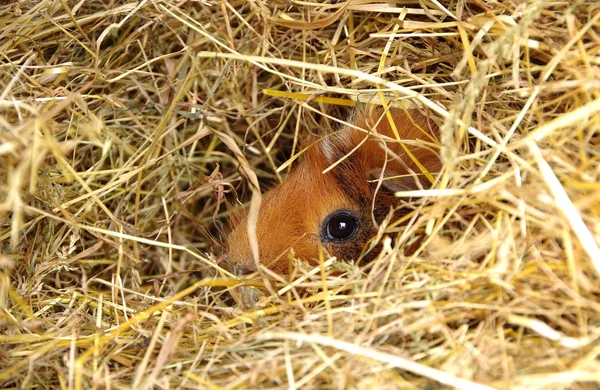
[225,106,442,276]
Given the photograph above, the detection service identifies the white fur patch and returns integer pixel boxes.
[321,110,358,164]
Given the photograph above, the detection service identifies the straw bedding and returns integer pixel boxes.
[1,0,599,389]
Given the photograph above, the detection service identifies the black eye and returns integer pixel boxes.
[322,210,360,243]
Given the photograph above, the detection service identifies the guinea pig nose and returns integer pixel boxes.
[234,265,257,276]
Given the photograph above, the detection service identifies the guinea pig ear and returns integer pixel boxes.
[369,167,433,194]
[356,106,441,194]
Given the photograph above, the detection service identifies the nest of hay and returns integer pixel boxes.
[1,0,599,388]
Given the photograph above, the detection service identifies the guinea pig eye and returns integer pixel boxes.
[321,210,360,243]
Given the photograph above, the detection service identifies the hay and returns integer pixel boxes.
[1,0,599,388]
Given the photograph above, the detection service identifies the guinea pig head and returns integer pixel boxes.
[225,107,441,276]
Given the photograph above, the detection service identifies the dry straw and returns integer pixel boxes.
[1,0,599,389]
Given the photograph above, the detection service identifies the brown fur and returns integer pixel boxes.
[225,107,442,275]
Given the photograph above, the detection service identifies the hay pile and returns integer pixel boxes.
[1,0,599,388]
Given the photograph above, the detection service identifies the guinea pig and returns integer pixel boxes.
[225,106,442,276]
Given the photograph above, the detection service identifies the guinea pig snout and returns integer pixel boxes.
[232,264,256,276]
[223,256,264,305]
[224,254,258,276]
